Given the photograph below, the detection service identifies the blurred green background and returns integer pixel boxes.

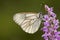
[0,0,60,40]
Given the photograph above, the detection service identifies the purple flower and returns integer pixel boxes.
[48,11,56,18]
[53,19,59,25]
[45,5,53,12]
[49,7,53,12]
[41,27,48,32]
[43,15,50,21]
[44,21,50,27]
[54,25,59,29]
[41,5,60,40]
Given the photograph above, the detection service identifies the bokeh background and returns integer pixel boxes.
[0,0,60,40]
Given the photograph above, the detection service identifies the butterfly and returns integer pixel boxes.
[13,12,43,34]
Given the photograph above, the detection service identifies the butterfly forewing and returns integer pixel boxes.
[13,13,26,25]
[13,12,42,34]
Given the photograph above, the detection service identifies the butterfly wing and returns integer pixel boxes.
[13,12,42,34]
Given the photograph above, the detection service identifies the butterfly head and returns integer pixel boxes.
[39,12,43,20]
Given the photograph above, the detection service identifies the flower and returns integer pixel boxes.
[53,19,59,25]
[41,26,48,32]
[43,15,50,21]
[48,11,56,18]
[45,5,53,12]
[44,21,50,27]
[41,5,60,40]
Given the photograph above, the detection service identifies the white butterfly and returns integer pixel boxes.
[13,12,43,34]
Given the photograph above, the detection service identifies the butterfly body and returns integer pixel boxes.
[13,12,43,34]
